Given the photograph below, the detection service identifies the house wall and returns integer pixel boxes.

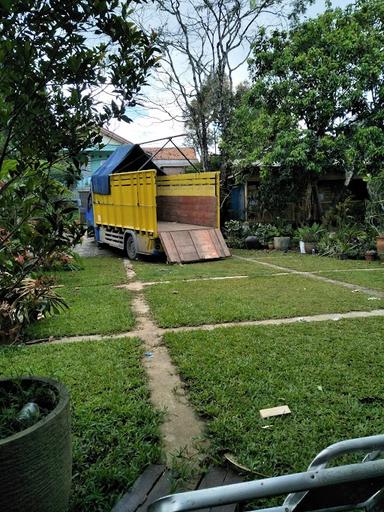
[77,136,125,191]
[230,175,368,224]
[161,166,188,175]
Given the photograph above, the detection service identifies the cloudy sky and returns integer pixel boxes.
[108,0,353,146]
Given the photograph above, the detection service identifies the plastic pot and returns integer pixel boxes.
[245,236,260,249]
[0,377,72,512]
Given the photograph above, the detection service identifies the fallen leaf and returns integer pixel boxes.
[224,453,269,477]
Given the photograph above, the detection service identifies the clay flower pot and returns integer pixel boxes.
[376,236,384,257]
[365,251,377,262]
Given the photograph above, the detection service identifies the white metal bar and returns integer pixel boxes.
[148,459,384,512]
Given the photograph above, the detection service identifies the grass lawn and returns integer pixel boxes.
[144,274,381,327]
[322,270,384,292]
[51,256,128,287]
[27,286,135,338]
[132,256,273,282]
[0,338,162,512]
[164,317,384,479]
[233,249,383,272]
[27,256,134,339]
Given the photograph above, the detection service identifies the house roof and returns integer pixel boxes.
[143,146,198,162]
[100,127,132,145]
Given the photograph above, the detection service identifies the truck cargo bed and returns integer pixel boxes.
[158,222,230,263]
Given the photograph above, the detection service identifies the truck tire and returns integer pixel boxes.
[125,234,137,260]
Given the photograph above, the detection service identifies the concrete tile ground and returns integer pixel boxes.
[74,235,117,257]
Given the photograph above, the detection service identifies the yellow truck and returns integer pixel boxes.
[88,144,230,263]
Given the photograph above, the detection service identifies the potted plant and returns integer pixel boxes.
[244,222,261,249]
[0,376,71,512]
[273,221,293,251]
[253,224,279,249]
[295,224,324,254]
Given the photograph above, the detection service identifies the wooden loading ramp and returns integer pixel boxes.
[158,222,231,263]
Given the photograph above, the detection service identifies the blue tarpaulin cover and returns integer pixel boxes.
[91,144,163,195]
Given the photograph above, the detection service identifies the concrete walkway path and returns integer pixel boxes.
[123,261,206,465]
[37,308,384,346]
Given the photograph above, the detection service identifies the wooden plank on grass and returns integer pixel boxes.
[259,405,291,419]
[159,232,180,263]
[112,465,165,512]
[138,469,173,512]
[194,467,244,512]
[213,229,231,257]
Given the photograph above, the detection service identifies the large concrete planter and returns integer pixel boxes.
[0,377,71,512]
[273,236,291,251]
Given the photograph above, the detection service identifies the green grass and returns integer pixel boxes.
[322,270,384,292]
[27,256,134,339]
[0,338,162,512]
[132,257,273,282]
[144,274,381,327]
[27,286,135,338]
[164,318,384,479]
[49,256,128,288]
[233,249,383,272]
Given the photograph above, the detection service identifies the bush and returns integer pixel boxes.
[0,275,67,345]
[253,223,279,246]
[317,227,375,259]
[294,223,324,243]
[42,251,82,272]
[365,171,384,235]
[224,221,282,248]
[273,217,293,237]
[224,220,247,248]
[322,196,365,229]
[0,179,84,343]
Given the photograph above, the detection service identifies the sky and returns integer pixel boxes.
[108,0,353,147]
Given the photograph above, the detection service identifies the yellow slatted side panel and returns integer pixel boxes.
[156,172,218,197]
[93,170,158,235]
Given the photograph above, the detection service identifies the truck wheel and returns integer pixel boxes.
[125,234,137,260]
